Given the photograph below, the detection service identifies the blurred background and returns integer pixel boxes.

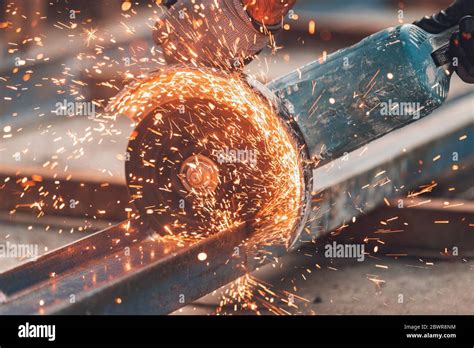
[1,0,474,314]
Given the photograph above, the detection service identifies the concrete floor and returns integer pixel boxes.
[176,251,474,315]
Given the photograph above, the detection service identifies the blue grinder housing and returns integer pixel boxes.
[268,24,455,163]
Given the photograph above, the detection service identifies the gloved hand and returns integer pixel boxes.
[414,0,474,83]
[450,16,474,83]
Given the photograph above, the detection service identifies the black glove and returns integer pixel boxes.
[414,0,474,33]
[414,0,474,84]
[450,16,474,83]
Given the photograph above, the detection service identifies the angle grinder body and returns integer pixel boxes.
[269,23,455,163]
[110,23,456,248]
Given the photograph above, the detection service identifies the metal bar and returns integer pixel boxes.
[0,220,146,295]
[0,221,249,315]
